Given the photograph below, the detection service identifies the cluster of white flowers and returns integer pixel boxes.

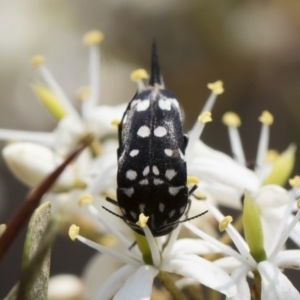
[1,30,300,300]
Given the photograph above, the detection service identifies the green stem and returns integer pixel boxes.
[157,271,188,300]
[251,270,262,300]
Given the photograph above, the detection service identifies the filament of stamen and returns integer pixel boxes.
[184,222,255,267]
[207,203,256,266]
[77,235,140,267]
[269,206,300,260]
[143,225,161,267]
[85,203,133,250]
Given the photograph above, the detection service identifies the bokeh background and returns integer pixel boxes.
[1,0,300,297]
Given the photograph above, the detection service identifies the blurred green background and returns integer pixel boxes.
[1,0,300,297]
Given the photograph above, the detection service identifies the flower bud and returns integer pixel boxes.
[48,274,84,300]
[2,142,79,192]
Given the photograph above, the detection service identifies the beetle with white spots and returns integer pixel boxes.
[106,43,205,237]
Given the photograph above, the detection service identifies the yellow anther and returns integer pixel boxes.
[289,176,300,187]
[258,111,274,125]
[130,69,149,82]
[219,216,233,232]
[222,112,241,127]
[69,224,80,241]
[265,149,279,163]
[83,30,104,46]
[297,199,300,210]
[30,55,45,67]
[111,119,120,128]
[78,194,93,206]
[76,86,90,102]
[198,111,212,123]
[194,191,206,200]
[187,176,200,186]
[136,213,149,228]
[207,80,224,95]
[0,224,6,237]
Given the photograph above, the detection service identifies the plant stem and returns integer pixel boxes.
[251,270,262,300]
[157,271,188,300]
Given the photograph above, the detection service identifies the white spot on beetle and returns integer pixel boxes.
[129,149,139,157]
[137,126,151,137]
[154,179,163,185]
[158,99,171,110]
[130,99,140,108]
[179,205,186,214]
[159,202,165,212]
[154,126,167,137]
[123,187,134,197]
[126,170,137,180]
[130,211,137,219]
[139,179,149,185]
[139,203,145,213]
[164,149,173,157]
[152,165,159,175]
[178,148,185,161]
[169,209,176,218]
[143,166,150,176]
[165,169,177,181]
[168,186,183,196]
[137,100,150,111]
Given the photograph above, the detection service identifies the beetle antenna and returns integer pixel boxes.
[105,197,119,207]
[102,206,125,220]
[179,210,208,223]
[149,40,162,86]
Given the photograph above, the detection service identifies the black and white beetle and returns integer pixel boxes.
[105,43,205,236]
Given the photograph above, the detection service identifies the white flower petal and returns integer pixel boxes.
[2,142,76,191]
[273,250,300,270]
[164,254,237,297]
[83,253,125,299]
[54,116,86,155]
[258,261,300,300]
[85,104,127,139]
[227,265,251,300]
[170,238,222,256]
[113,265,158,300]
[0,129,55,146]
[214,256,243,274]
[188,157,260,193]
[199,181,242,209]
[289,218,300,248]
[93,264,136,300]
[255,185,290,209]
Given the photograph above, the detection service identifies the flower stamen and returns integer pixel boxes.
[69,224,80,241]
[131,69,149,91]
[222,112,246,166]
[219,216,233,232]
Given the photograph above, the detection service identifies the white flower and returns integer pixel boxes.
[70,203,237,299]
[0,30,126,191]
[184,200,300,300]
[184,82,298,248]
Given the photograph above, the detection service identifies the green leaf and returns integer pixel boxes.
[20,202,52,300]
